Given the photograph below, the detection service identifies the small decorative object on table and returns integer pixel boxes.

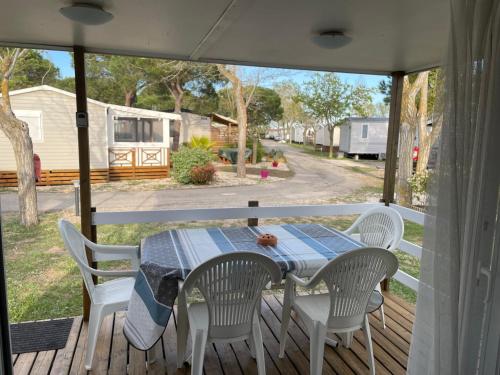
[257,233,278,247]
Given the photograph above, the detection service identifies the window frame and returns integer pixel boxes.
[361,124,369,140]
[113,117,164,144]
[14,110,43,143]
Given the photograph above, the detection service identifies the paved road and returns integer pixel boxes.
[0,141,380,213]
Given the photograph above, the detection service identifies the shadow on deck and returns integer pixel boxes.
[12,292,414,375]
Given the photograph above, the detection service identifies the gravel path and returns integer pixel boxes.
[0,141,384,213]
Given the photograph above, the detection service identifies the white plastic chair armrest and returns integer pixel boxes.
[286,273,309,288]
[84,240,140,267]
[96,269,139,278]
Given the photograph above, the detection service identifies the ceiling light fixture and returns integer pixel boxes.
[60,3,113,25]
[312,30,352,49]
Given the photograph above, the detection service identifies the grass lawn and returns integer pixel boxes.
[2,211,422,322]
[288,142,332,158]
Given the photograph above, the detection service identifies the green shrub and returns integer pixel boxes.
[190,164,216,184]
[189,136,215,151]
[245,139,265,163]
[172,147,212,184]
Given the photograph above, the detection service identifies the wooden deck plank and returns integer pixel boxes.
[50,316,83,375]
[166,308,189,375]
[29,350,56,375]
[13,352,36,375]
[89,313,114,374]
[368,314,410,354]
[384,292,416,315]
[259,298,313,375]
[128,346,147,374]
[269,294,355,375]
[17,292,414,375]
[108,312,129,375]
[382,297,415,324]
[213,342,243,375]
[381,304,414,332]
[263,295,338,375]
[69,320,89,374]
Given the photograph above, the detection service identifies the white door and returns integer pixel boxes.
[466,102,500,374]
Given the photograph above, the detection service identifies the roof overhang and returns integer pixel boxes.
[0,0,449,74]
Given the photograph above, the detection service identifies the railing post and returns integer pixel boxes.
[248,200,259,226]
[90,207,98,285]
[74,45,93,321]
[382,71,404,206]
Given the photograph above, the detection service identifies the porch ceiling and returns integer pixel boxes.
[0,0,449,74]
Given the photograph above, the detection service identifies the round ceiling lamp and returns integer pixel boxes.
[60,3,113,25]
[312,30,352,49]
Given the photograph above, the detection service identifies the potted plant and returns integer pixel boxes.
[260,165,270,179]
[271,150,283,167]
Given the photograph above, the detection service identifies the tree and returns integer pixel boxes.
[274,82,309,144]
[216,65,256,178]
[299,73,373,158]
[380,70,443,205]
[415,70,443,174]
[397,73,427,205]
[247,86,283,163]
[9,50,60,89]
[0,48,38,226]
[146,60,222,150]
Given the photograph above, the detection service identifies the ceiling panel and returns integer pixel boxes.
[0,0,449,74]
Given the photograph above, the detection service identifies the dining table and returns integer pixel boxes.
[123,223,365,350]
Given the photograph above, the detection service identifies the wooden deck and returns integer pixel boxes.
[12,292,414,375]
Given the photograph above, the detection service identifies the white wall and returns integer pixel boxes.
[339,118,389,154]
[0,89,108,170]
[179,112,211,145]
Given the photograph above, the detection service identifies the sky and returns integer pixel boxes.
[44,50,387,103]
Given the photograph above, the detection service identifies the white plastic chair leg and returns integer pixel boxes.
[362,315,376,375]
[376,283,386,329]
[176,311,189,368]
[252,321,266,375]
[248,333,256,359]
[338,332,353,348]
[279,280,294,358]
[85,304,104,370]
[191,329,208,375]
[379,304,386,329]
[309,321,327,375]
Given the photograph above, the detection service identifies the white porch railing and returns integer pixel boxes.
[92,202,424,292]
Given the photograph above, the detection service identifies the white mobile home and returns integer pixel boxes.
[315,125,340,151]
[0,85,179,186]
[339,117,389,159]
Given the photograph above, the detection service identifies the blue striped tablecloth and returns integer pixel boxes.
[124,224,362,350]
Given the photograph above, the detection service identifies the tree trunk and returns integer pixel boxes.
[124,90,136,107]
[303,128,307,148]
[252,136,258,164]
[234,82,247,177]
[0,112,38,226]
[328,125,334,158]
[1,56,38,226]
[169,81,184,151]
[217,65,247,178]
[397,122,416,206]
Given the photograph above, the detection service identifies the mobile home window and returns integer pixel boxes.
[114,117,163,142]
[14,110,43,142]
[361,124,368,139]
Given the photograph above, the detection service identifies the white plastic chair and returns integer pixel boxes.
[58,219,140,370]
[279,248,399,375]
[344,206,404,328]
[176,252,282,375]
